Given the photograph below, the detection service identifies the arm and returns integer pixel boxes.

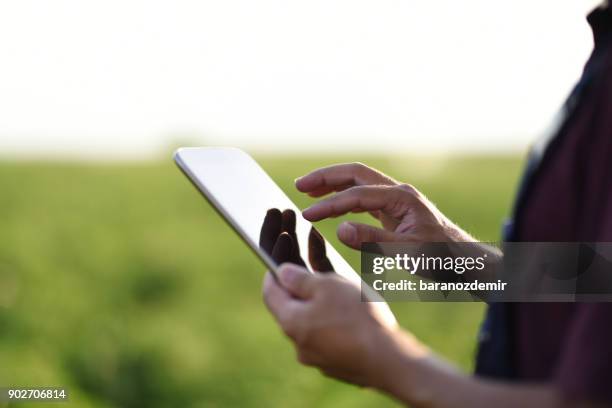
[261,163,605,407]
[263,265,600,408]
[379,329,559,408]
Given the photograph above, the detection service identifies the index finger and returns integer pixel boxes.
[295,163,397,197]
[302,185,413,221]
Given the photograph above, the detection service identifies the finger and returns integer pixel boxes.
[295,163,396,196]
[308,227,334,273]
[302,185,414,222]
[262,271,298,322]
[260,208,282,255]
[303,184,352,198]
[337,221,401,250]
[278,263,318,300]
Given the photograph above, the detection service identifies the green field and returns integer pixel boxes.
[0,154,523,407]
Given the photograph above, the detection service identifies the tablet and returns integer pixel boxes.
[173,146,361,284]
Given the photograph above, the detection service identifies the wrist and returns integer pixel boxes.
[443,221,476,243]
[368,327,428,397]
[371,328,473,407]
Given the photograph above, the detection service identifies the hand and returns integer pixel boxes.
[263,266,566,408]
[295,163,475,249]
[260,168,576,408]
[263,263,411,387]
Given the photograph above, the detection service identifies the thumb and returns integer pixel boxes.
[278,263,318,299]
[337,221,399,250]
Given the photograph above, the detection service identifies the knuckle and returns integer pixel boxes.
[396,183,421,200]
[396,183,417,194]
[350,162,367,173]
[345,185,368,197]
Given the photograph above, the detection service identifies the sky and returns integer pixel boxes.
[0,0,601,159]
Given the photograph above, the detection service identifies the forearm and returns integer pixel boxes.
[375,329,562,408]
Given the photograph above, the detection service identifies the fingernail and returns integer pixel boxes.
[338,222,357,244]
[279,264,300,286]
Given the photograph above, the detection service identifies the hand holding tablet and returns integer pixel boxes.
[174,146,396,324]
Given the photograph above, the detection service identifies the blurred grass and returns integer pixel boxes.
[0,154,523,407]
